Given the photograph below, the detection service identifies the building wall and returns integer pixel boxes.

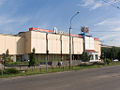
[84,36,94,50]
[73,37,83,54]
[16,36,25,54]
[24,31,31,54]
[0,34,25,55]
[31,31,46,54]
[26,31,84,55]
[94,40,101,59]
[48,33,61,54]
[62,35,69,54]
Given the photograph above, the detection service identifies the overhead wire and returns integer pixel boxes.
[91,31,120,32]
[102,0,120,10]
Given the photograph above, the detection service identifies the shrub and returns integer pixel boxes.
[79,63,92,66]
[92,62,105,65]
[0,70,2,75]
[4,68,20,74]
[104,59,112,65]
[80,52,91,62]
[29,48,36,67]
[4,49,13,63]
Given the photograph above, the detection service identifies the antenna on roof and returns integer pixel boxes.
[53,27,58,34]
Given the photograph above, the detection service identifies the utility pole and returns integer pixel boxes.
[69,11,80,69]
[69,26,72,69]
[46,33,48,72]
[1,53,5,76]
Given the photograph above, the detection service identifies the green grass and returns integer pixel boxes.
[0,65,101,78]
[104,61,120,66]
[5,61,29,65]
[1,61,120,78]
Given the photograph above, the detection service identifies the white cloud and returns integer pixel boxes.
[0,15,30,34]
[80,0,120,10]
[94,20,106,26]
[0,16,29,25]
[106,0,120,4]
[99,32,120,46]
[100,34,117,40]
[81,0,94,7]
[91,3,102,10]
[94,19,120,26]
[80,0,103,10]
[113,27,120,31]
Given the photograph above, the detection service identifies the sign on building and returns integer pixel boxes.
[81,26,89,33]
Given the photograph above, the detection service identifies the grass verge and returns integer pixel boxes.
[0,61,120,78]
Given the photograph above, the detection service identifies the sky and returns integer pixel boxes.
[0,0,120,46]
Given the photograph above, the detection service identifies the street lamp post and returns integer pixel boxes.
[69,11,80,69]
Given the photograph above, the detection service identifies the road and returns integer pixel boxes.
[1,65,120,90]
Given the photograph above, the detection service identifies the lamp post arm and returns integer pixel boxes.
[70,11,80,28]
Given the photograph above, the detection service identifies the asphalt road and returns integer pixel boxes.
[1,66,120,90]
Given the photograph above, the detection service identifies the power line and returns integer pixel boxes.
[91,31,120,32]
[102,0,120,10]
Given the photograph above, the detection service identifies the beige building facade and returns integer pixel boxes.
[0,27,101,62]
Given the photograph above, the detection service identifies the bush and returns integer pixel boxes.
[3,68,20,74]
[5,62,29,66]
[79,63,92,66]
[4,49,13,63]
[92,62,105,65]
[104,59,112,65]
[0,70,2,75]
[80,52,91,62]
[29,48,36,67]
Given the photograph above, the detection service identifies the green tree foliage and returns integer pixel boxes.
[80,52,91,62]
[117,51,120,60]
[101,47,120,60]
[6,49,9,57]
[29,48,36,67]
[4,49,12,63]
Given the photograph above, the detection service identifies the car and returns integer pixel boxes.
[113,59,119,62]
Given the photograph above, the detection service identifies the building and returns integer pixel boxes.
[84,36,101,62]
[0,33,24,61]
[0,27,101,62]
[80,26,101,62]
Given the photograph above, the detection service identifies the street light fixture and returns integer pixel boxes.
[69,11,80,69]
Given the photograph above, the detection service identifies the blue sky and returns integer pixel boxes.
[0,0,120,46]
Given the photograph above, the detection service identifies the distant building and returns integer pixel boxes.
[101,44,113,48]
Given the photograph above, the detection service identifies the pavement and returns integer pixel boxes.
[1,65,120,90]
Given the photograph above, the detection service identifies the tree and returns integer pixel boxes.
[6,49,9,57]
[4,49,12,63]
[29,48,36,67]
[101,47,120,60]
[80,52,91,62]
[110,47,118,60]
[117,51,120,60]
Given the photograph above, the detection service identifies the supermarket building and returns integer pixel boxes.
[0,27,101,62]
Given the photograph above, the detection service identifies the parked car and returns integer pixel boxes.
[113,59,119,62]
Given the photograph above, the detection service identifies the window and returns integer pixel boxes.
[95,55,98,60]
[90,55,94,60]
